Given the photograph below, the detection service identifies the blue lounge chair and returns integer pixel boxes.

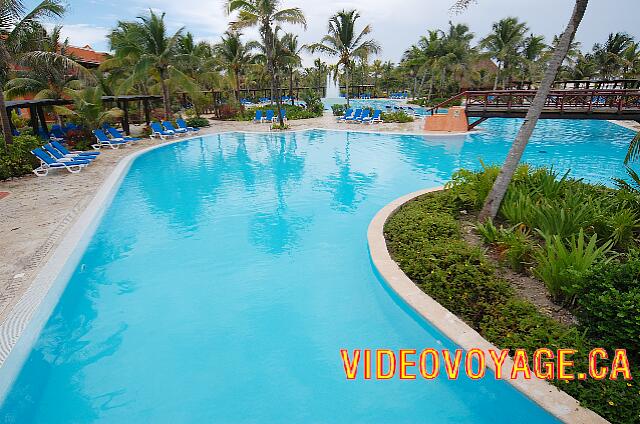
[344,109,362,123]
[162,121,188,136]
[176,118,200,132]
[265,110,275,123]
[279,109,288,123]
[355,109,370,124]
[364,110,383,124]
[337,108,354,122]
[50,141,100,158]
[31,147,91,176]
[106,126,141,143]
[44,143,96,163]
[150,122,177,140]
[253,110,263,123]
[92,129,128,149]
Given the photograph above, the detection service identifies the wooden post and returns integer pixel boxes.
[143,99,151,125]
[36,105,48,135]
[29,105,39,135]
[122,101,130,135]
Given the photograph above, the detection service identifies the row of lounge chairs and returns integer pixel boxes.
[253,109,288,124]
[31,141,101,176]
[30,119,202,176]
[336,109,383,124]
[389,92,409,99]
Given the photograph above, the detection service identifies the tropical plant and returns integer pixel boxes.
[0,0,84,146]
[534,229,612,302]
[226,0,307,126]
[308,9,380,107]
[479,17,528,89]
[106,10,199,118]
[54,87,123,139]
[213,30,257,109]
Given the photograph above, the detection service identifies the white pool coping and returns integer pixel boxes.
[367,187,608,424]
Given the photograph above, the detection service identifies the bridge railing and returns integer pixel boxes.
[428,89,640,115]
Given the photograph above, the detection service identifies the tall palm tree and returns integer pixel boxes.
[592,32,634,78]
[214,30,257,109]
[519,34,548,82]
[281,33,304,105]
[107,10,198,118]
[480,17,528,89]
[308,9,380,107]
[474,0,590,220]
[0,0,79,146]
[226,0,306,126]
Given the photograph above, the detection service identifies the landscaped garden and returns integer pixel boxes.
[384,165,640,423]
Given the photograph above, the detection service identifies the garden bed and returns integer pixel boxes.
[383,166,640,424]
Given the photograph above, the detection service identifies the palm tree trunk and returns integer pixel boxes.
[159,68,171,119]
[493,62,500,90]
[479,0,589,221]
[345,65,350,108]
[0,89,13,147]
[427,77,434,101]
[235,68,244,113]
[289,69,294,106]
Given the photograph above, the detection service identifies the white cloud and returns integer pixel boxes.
[55,24,111,51]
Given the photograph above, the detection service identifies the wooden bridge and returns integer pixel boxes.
[427,89,640,130]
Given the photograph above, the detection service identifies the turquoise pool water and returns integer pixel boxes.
[0,120,635,422]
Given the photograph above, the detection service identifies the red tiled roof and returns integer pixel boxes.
[64,45,108,65]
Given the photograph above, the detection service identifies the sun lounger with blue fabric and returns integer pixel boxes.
[150,122,177,140]
[265,110,275,123]
[344,109,362,123]
[44,143,97,163]
[50,141,100,158]
[337,108,354,122]
[31,147,91,176]
[92,129,129,149]
[364,110,383,124]
[106,126,141,143]
[176,118,200,132]
[162,121,188,136]
[354,109,370,124]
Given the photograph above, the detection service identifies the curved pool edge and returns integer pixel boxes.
[367,187,608,424]
[0,134,208,400]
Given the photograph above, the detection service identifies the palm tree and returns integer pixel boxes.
[54,87,123,140]
[214,30,257,109]
[474,0,590,220]
[226,0,306,126]
[281,33,304,105]
[0,0,81,146]
[107,10,198,118]
[519,34,547,82]
[480,17,528,89]
[592,32,634,78]
[308,9,380,107]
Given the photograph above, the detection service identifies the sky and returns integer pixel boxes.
[38,0,640,66]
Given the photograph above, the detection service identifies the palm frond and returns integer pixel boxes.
[625,131,640,164]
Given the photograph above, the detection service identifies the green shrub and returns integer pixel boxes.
[331,104,346,116]
[380,111,414,123]
[385,190,640,423]
[0,135,42,180]
[533,230,613,302]
[300,89,324,116]
[186,117,210,128]
[446,162,501,210]
[237,104,319,121]
[576,257,640,361]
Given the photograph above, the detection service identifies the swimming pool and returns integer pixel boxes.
[0,119,635,422]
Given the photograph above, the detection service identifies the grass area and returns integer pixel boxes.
[384,167,640,424]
